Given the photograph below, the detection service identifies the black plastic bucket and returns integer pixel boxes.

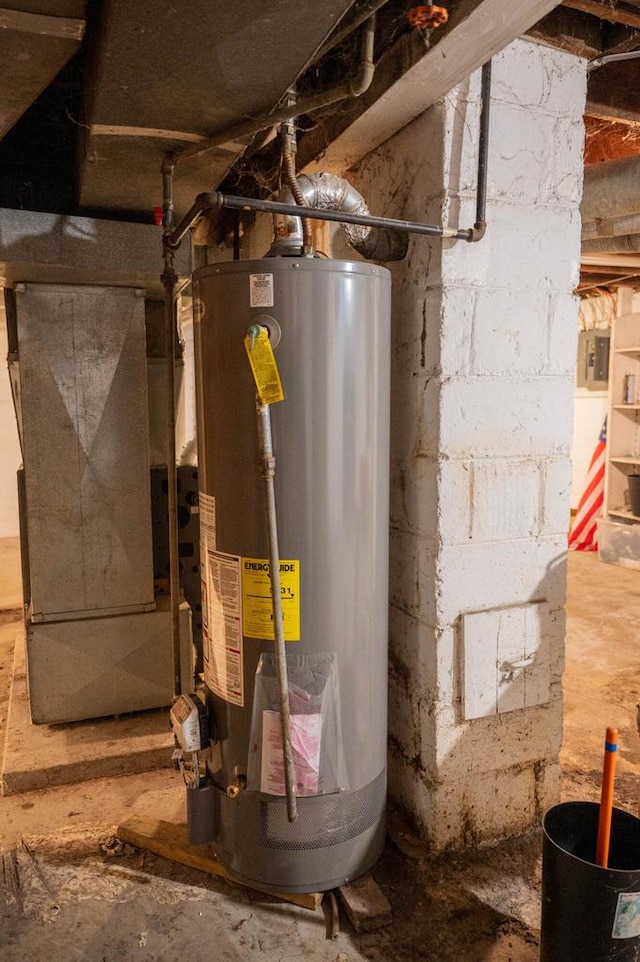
[541,801,640,961]
[629,475,640,518]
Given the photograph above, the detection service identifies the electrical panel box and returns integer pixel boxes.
[577,329,610,390]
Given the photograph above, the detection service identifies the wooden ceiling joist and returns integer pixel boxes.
[563,0,640,30]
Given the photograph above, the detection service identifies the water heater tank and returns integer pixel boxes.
[191,256,390,893]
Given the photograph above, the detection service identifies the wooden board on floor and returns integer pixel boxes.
[117,815,322,911]
[338,873,392,932]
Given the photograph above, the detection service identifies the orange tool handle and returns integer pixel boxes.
[596,726,618,868]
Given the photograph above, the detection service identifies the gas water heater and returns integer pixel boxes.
[178,254,390,893]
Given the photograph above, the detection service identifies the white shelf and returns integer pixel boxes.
[603,301,640,562]
[609,507,640,522]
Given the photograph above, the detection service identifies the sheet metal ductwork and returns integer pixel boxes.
[274,172,409,261]
[582,156,640,253]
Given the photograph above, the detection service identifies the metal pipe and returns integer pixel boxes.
[162,160,184,700]
[256,400,297,822]
[313,0,389,62]
[281,91,314,256]
[282,148,313,254]
[468,59,492,243]
[170,17,376,168]
[241,58,491,248]
[220,192,465,238]
[161,56,491,256]
[588,49,640,72]
[167,192,222,250]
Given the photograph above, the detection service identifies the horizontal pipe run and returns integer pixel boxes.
[588,50,640,72]
[164,189,479,244]
[219,192,471,240]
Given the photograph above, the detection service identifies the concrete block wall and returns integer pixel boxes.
[337,38,586,848]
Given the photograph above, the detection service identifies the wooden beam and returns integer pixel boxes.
[0,8,85,41]
[117,815,323,912]
[578,273,640,291]
[298,0,562,173]
[587,58,640,121]
[563,1,640,29]
[527,6,602,59]
[583,252,640,267]
[580,264,640,274]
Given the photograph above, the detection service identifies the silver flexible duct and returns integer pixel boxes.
[271,172,408,261]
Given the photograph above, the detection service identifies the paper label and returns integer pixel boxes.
[612,892,640,939]
[242,558,300,641]
[202,550,244,706]
[199,492,216,550]
[244,327,284,405]
[249,272,274,308]
[260,710,321,796]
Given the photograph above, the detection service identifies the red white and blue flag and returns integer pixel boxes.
[568,419,607,552]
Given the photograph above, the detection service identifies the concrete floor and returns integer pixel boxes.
[1,543,639,961]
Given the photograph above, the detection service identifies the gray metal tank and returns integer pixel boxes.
[191,256,390,893]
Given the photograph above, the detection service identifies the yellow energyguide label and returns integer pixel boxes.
[244,327,284,405]
[242,558,300,641]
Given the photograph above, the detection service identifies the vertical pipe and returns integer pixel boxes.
[162,152,183,699]
[280,89,314,257]
[257,400,297,822]
[596,726,618,867]
[472,59,492,240]
[164,274,182,698]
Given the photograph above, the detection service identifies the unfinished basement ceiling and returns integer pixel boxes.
[0,1,85,138]
[78,0,566,219]
[0,1,569,221]
[2,0,640,275]
[77,0,359,217]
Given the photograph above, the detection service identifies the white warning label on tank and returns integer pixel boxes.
[612,892,640,939]
[202,550,244,707]
[249,272,274,308]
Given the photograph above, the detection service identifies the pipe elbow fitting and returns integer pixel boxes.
[348,60,375,98]
[466,221,487,243]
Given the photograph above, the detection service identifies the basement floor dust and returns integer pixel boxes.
[1,549,639,962]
